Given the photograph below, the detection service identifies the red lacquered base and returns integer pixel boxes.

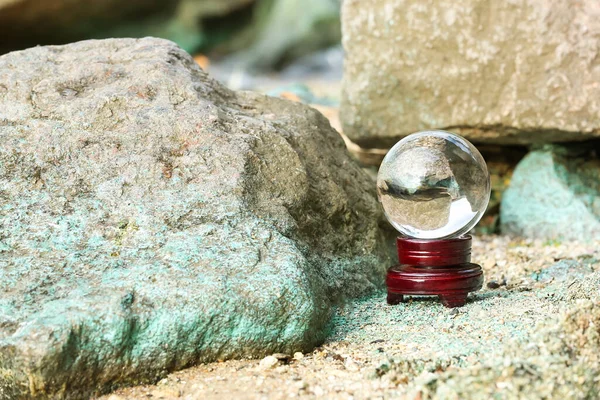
[386,236,483,308]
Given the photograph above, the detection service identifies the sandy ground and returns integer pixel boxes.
[98,235,600,400]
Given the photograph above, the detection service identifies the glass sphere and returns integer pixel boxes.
[377,131,490,239]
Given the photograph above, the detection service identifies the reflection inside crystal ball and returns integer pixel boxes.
[377,131,491,239]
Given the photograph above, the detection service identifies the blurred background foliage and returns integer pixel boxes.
[0,0,341,72]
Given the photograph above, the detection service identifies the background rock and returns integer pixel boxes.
[500,145,600,240]
[0,38,391,398]
[341,0,600,148]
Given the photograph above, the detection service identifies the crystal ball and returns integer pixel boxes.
[377,131,490,239]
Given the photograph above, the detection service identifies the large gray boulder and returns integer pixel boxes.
[341,0,600,148]
[500,145,600,240]
[0,38,391,399]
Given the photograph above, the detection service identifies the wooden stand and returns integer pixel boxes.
[386,236,483,308]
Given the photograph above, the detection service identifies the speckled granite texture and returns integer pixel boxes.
[0,38,392,399]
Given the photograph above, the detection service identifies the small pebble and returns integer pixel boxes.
[344,358,360,372]
[272,353,291,362]
[293,352,304,360]
[313,385,325,396]
[487,281,501,289]
[259,355,279,369]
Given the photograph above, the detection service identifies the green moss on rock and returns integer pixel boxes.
[501,145,600,240]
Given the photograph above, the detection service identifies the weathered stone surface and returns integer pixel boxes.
[0,38,391,398]
[341,0,600,148]
[500,145,600,240]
